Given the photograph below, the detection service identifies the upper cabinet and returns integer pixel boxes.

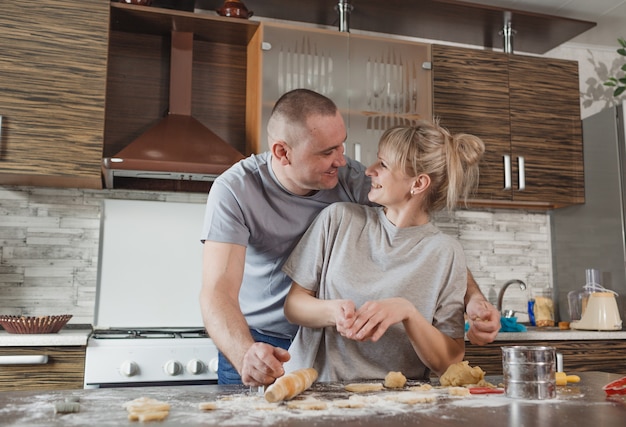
[432,44,584,209]
[261,22,432,168]
[0,0,109,188]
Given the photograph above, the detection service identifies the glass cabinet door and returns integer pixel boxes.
[262,23,432,167]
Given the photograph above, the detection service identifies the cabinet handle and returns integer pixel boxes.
[503,154,512,190]
[0,355,49,365]
[517,156,526,191]
[0,115,3,152]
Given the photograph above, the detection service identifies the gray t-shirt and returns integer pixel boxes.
[282,202,467,382]
[201,152,371,339]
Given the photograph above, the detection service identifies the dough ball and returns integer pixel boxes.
[384,371,407,389]
[439,361,485,387]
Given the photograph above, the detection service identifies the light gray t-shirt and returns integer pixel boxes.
[282,202,467,382]
[201,152,371,339]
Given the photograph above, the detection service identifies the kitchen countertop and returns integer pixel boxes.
[0,326,92,347]
[0,371,623,426]
[1,325,624,347]
[469,327,626,341]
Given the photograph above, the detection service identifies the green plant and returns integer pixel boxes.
[604,37,626,97]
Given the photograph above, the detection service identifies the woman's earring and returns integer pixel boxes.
[410,190,415,196]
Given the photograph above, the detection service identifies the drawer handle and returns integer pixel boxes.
[517,156,526,191]
[503,154,512,190]
[0,355,49,365]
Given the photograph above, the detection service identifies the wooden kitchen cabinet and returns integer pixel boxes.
[464,339,626,376]
[432,45,584,209]
[0,346,86,391]
[0,0,109,189]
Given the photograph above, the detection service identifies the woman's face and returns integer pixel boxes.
[365,149,414,207]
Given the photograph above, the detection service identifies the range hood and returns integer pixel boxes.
[102,31,245,189]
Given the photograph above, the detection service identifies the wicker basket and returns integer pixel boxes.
[0,314,72,334]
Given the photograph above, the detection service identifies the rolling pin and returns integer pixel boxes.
[264,368,318,402]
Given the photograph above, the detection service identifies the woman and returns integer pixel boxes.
[281,121,485,382]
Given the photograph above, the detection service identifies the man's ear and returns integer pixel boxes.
[271,141,291,165]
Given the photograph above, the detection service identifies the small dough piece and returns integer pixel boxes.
[345,382,384,393]
[448,387,471,397]
[253,403,281,410]
[198,402,218,411]
[128,411,169,422]
[408,383,433,391]
[385,392,437,404]
[332,399,366,409]
[286,400,328,410]
[348,394,381,404]
[439,361,485,386]
[384,371,407,389]
[124,397,170,422]
[54,401,80,414]
[123,397,171,412]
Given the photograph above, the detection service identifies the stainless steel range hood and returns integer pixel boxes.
[102,31,245,189]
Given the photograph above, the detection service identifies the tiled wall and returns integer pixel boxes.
[0,186,549,324]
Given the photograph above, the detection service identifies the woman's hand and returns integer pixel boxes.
[343,298,413,342]
[335,300,357,337]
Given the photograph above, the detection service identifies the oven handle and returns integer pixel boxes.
[0,355,49,365]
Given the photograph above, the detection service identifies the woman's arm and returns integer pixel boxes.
[345,298,464,377]
[284,282,356,330]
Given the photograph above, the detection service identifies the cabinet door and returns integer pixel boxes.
[261,23,350,154]
[262,23,432,168]
[347,34,432,167]
[0,0,108,188]
[432,45,512,203]
[0,346,85,391]
[509,56,584,206]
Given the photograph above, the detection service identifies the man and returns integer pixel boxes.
[200,89,500,386]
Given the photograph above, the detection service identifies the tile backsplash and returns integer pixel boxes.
[0,186,549,324]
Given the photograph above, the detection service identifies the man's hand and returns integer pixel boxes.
[466,299,500,345]
[240,343,291,386]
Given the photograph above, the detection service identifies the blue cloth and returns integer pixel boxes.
[464,317,527,333]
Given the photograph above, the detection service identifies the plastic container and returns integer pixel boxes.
[528,288,554,327]
[502,345,556,400]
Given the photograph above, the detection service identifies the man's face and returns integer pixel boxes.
[286,111,348,194]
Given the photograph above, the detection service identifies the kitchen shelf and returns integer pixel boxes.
[110,2,259,45]
[196,0,596,54]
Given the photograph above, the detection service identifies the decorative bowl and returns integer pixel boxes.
[0,314,73,334]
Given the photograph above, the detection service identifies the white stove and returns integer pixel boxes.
[84,330,218,389]
[84,199,219,389]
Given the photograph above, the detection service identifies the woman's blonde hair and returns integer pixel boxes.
[378,120,485,213]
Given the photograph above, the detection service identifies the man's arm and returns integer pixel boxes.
[464,269,501,345]
[200,241,289,385]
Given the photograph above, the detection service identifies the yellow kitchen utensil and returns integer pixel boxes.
[556,372,581,386]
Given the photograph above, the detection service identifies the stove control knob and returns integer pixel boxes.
[186,359,206,375]
[120,360,139,377]
[164,360,183,376]
[208,357,219,374]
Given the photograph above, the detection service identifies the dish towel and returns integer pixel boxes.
[464,317,527,332]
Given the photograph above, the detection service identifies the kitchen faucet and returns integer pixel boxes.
[497,279,527,316]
